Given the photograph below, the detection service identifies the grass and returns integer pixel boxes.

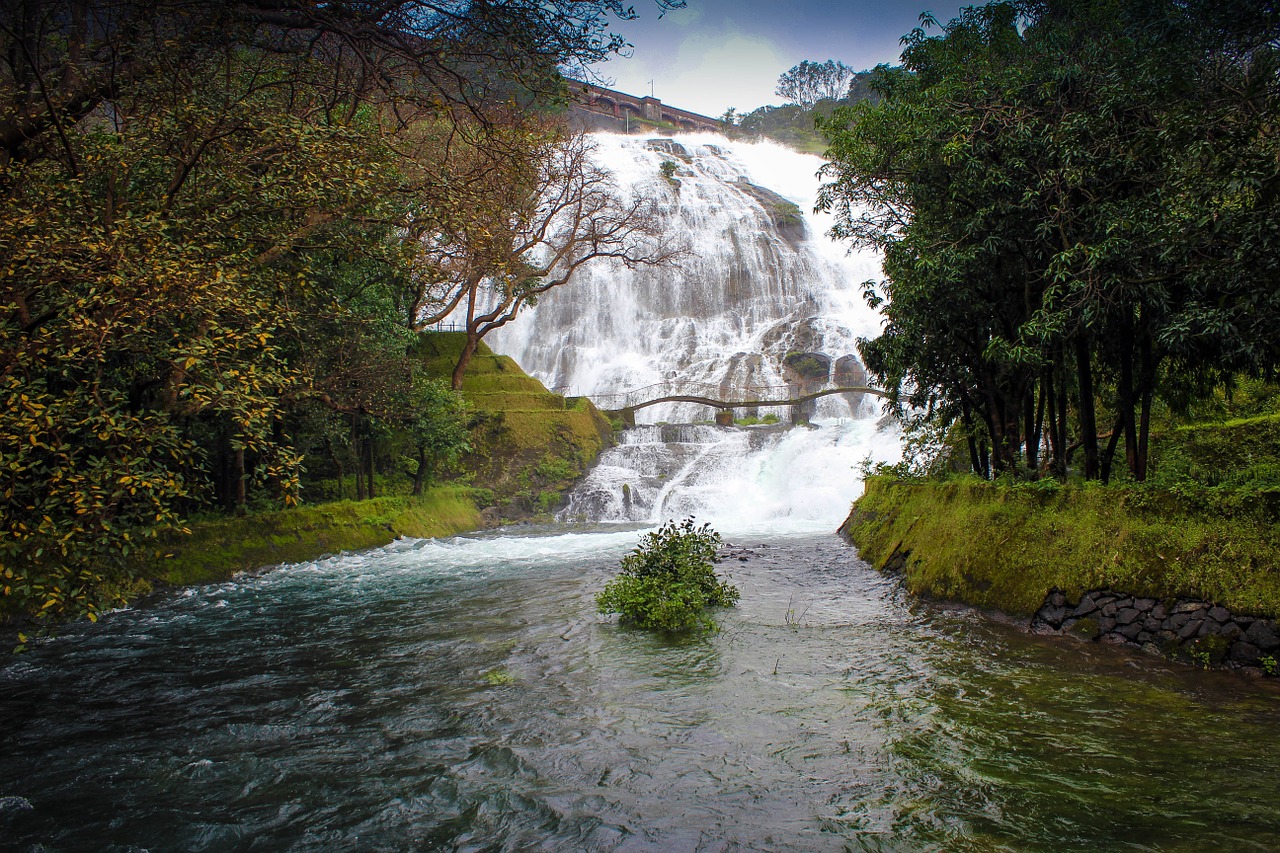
[842,476,1280,619]
[149,487,484,587]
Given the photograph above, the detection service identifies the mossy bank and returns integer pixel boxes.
[842,477,1280,619]
[842,416,1280,672]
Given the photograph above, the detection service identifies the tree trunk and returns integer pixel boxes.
[1074,334,1099,479]
[366,435,376,499]
[961,401,982,476]
[1137,332,1155,482]
[1101,412,1124,485]
[353,415,365,501]
[1025,381,1039,474]
[452,332,481,391]
[233,444,247,514]
[412,447,427,496]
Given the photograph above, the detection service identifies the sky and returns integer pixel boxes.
[585,0,968,118]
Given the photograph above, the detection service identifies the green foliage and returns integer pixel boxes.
[843,477,1280,619]
[734,414,780,426]
[597,519,739,634]
[0,1,651,638]
[818,0,1280,484]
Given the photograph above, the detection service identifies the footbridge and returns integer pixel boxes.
[578,379,885,427]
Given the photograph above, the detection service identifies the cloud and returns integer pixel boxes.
[604,28,788,118]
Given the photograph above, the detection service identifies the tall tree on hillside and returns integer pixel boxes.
[405,128,680,389]
[775,59,858,108]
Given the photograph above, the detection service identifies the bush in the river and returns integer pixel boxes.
[596,518,739,633]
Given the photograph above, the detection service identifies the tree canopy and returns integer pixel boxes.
[818,0,1280,482]
[0,0,678,634]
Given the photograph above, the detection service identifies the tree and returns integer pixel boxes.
[403,378,472,495]
[818,0,1280,482]
[407,127,680,389]
[775,59,859,108]
[0,0,685,635]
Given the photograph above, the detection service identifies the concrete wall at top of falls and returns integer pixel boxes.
[489,133,885,415]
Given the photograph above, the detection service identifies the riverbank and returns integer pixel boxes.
[840,474,1280,672]
[3,334,614,644]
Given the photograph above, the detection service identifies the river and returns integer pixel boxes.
[4,527,1280,851]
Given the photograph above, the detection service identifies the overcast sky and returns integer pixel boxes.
[585,0,968,118]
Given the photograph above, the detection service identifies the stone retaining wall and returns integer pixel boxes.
[1032,589,1280,675]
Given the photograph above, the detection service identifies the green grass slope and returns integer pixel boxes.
[842,414,1280,620]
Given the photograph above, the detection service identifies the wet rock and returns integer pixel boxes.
[1221,623,1243,642]
[1097,616,1117,633]
[1073,598,1099,617]
[1040,606,1069,628]
[1141,642,1164,657]
[1167,612,1191,631]
[1208,606,1232,624]
[1155,630,1179,646]
[1100,602,1118,618]
[1049,591,1067,608]
[1230,641,1262,665]
[1150,603,1167,621]
[1101,633,1129,645]
[1135,597,1157,612]
[1119,622,1143,641]
[1174,601,1208,614]
[1142,616,1162,632]
[832,355,867,385]
[1177,619,1203,640]
[1245,621,1280,652]
[1116,607,1141,626]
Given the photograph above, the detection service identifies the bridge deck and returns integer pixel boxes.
[578,380,884,412]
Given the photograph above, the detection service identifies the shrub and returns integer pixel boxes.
[596,518,739,633]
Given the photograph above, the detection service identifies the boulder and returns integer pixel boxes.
[1245,620,1280,652]
[1230,641,1262,665]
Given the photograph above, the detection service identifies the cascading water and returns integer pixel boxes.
[492,133,900,531]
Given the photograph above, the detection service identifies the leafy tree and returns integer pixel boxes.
[0,0,683,636]
[818,0,1280,482]
[775,59,859,108]
[406,127,679,389]
[597,518,739,634]
[402,378,472,496]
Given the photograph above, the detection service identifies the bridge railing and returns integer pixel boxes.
[581,379,857,410]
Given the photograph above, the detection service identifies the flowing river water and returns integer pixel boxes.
[5,134,1280,850]
[4,528,1280,851]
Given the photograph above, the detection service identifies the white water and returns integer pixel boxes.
[491,133,900,534]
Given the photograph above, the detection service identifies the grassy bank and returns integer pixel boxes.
[149,487,484,587]
[154,334,611,586]
[4,334,613,642]
[414,333,613,517]
[842,478,1280,620]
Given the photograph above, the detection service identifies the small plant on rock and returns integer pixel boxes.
[597,518,739,634]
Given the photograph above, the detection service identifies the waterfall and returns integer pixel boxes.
[491,132,900,534]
